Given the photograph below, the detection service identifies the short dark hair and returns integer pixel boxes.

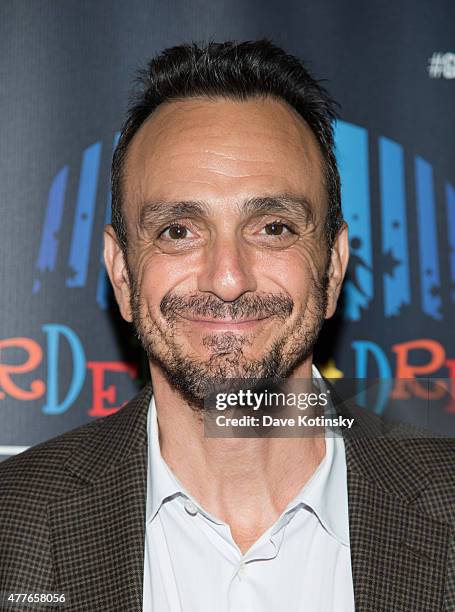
[111,39,342,253]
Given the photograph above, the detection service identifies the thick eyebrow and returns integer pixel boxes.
[137,194,316,230]
[240,195,316,224]
[138,200,211,229]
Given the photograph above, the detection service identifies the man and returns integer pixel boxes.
[0,40,454,612]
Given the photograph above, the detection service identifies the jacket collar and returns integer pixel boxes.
[64,382,153,484]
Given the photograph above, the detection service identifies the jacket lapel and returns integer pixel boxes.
[345,433,449,611]
[48,383,153,612]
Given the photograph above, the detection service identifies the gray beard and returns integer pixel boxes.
[129,270,329,412]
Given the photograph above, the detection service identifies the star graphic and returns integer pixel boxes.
[382,249,402,277]
[67,266,79,280]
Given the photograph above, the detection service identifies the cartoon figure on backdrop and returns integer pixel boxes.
[348,236,372,298]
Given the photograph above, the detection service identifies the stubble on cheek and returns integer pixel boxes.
[126,251,170,357]
[125,221,330,399]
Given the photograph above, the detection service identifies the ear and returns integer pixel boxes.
[103,224,133,322]
[325,222,349,319]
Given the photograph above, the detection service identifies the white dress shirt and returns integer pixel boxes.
[143,365,355,611]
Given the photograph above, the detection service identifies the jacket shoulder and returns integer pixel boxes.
[0,382,152,499]
[408,437,455,522]
[0,414,108,500]
[0,384,151,591]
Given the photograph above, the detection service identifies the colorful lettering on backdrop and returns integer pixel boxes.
[1,330,454,418]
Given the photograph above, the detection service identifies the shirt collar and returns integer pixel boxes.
[146,394,185,522]
[146,364,350,547]
[288,364,350,547]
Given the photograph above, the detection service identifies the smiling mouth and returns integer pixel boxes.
[177,314,272,330]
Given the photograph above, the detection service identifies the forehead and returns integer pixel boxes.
[122,96,326,216]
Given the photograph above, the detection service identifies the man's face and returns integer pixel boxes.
[105,96,348,408]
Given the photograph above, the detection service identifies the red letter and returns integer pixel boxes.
[87,361,138,417]
[444,359,455,413]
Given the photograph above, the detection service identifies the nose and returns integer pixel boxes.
[197,235,257,301]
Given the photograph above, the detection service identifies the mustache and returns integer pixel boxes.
[160,292,294,322]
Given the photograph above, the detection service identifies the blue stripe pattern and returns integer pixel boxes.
[379,137,410,316]
[446,182,455,302]
[335,120,373,320]
[33,165,69,293]
[96,132,120,309]
[415,156,442,320]
[66,142,102,288]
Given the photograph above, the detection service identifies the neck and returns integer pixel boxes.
[149,359,325,552]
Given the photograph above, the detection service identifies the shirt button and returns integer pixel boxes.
[184,500,198,516]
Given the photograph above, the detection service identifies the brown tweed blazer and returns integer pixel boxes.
[1,382,455,611]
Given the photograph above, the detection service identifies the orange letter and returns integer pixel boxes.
[392,339,446,399]
[0,337,45,400]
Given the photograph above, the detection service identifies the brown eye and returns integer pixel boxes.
[162,224,189,239]
[264,222,286,235]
